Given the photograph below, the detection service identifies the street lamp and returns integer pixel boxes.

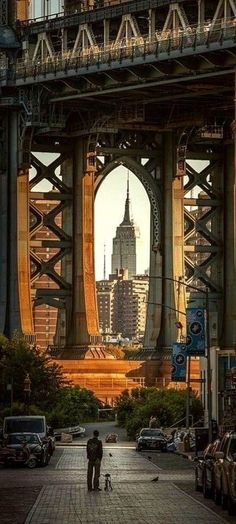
[148,275,212,442]
[23,373,31,415]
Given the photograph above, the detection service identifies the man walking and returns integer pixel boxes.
[87,429,103,491]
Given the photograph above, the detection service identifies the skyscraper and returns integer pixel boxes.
[112,273,149,340]
[111,174,140,279]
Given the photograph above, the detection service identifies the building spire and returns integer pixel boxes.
[120,171,132,225]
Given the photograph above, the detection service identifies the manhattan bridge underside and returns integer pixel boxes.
[0,0,236,359]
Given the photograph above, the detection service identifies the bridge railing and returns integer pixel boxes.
[3,17,236,82]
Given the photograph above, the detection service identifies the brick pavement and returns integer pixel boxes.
[25,482,227,524]
[17,447,229,524]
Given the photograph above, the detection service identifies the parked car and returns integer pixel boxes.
[2,432,51,467]
[136,428,168,452]
[213,431,236,515]
[105,433,118,443]
[194,439,221,496]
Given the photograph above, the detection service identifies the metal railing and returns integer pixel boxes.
[6,17,235,84]
[58,376,145,389]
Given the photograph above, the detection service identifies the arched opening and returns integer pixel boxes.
[95,166,150,280]
[94,165,151,347]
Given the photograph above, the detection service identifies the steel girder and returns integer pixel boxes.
[8,0,236,86]
[29,150,73,309]
[0,1,8,25]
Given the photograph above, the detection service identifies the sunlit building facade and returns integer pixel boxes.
[112,274,149,341]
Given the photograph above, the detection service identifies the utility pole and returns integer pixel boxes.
[206,288,212,442]
[186,355,191,430]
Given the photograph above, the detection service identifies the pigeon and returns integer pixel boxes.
[109,453,113,457]
[151,476,159,482]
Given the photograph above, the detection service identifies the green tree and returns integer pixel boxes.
[48,386,102,428]
[0,334,103,428]
[0,334,67,416]
[115,387,204,440]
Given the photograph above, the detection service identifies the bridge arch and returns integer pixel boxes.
[94,155,162,252]
[94,153,163,348]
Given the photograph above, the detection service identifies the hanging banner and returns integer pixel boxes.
[186,307,205,356]
[171,343,187,382]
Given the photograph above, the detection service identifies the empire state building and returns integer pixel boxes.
[111,176,140,279]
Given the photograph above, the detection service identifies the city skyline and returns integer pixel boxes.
[95,166,150,280]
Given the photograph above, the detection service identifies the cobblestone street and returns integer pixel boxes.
[1,441,234,524]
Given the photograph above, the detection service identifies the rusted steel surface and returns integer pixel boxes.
[17,169,34,336]
[82,172,100,336]
[16,0,29,21]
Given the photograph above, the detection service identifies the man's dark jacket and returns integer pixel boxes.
[87,437,103,461]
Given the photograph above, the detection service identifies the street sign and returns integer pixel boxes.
[171,343,187,382]
[186,308,205,356]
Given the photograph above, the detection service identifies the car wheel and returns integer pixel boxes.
[228,493,236,516]
[137,447,142,452]
[214,485,221,505]
[27,457,37,469]
[195,469,202,492]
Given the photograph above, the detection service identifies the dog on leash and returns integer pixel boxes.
[104,473,113,491]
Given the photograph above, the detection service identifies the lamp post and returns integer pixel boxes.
[23,373,31,415]
[148,275,212,442]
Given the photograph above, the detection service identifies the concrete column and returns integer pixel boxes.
[223,139,236,349]
[0,112,8,333]
[143,222,162,349]
[172,176,186,336]
[7,111,22,335]
[158,132,178,348]
[68,138,99,346]
[60,158,73,345]
[17,168,34,336]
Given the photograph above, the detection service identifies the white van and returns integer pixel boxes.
[3,416,55,455]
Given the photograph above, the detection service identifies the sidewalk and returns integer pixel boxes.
[22,447,228,524]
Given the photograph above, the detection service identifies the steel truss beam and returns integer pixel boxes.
[11,0,236,75]
[0,0,8,25]
[29,151,72,307]
[184,155,223,298]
